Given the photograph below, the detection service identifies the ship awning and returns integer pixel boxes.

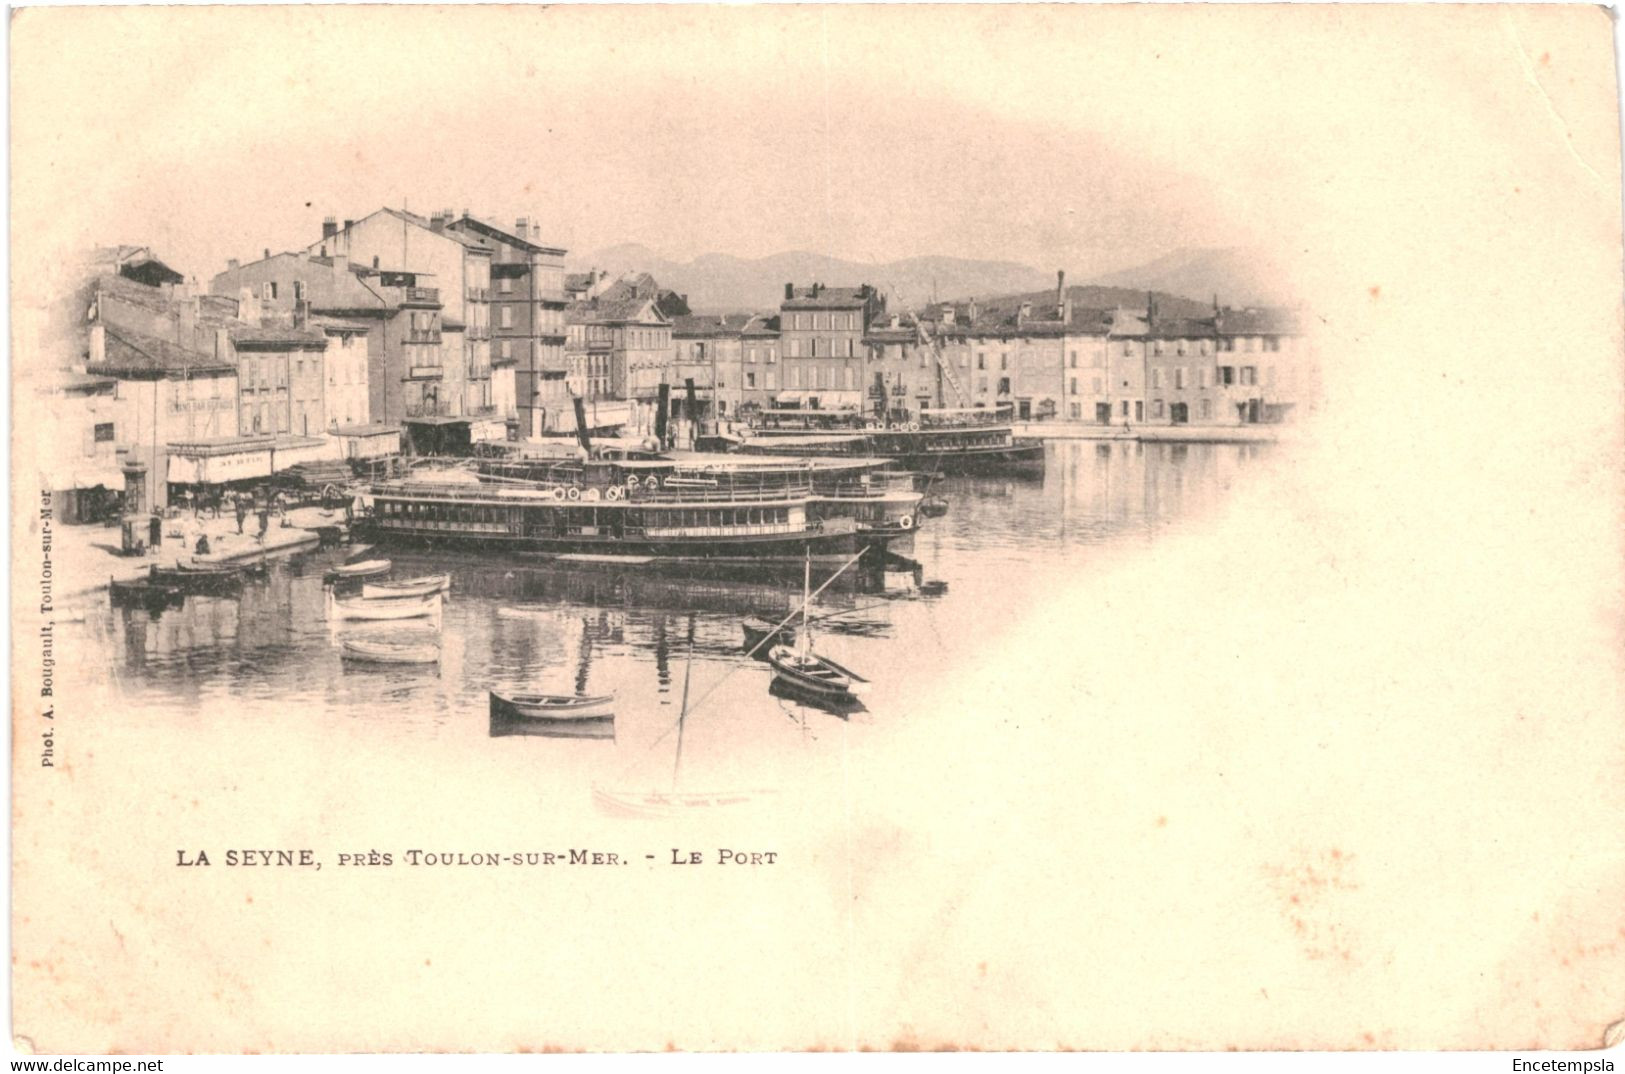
[773,390,863,407]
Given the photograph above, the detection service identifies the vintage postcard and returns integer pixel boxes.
[9,3,1624,1056]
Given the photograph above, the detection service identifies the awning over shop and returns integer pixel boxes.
[41,466,126,492]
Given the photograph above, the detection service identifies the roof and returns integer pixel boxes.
[332,423,400,437]
[92,272,174,315]
[90,324,236,378]
[741,314,780,338]
[310,315,376,334]
[1214,306,1303,336]
[87,245,148,266]
[449,215,567,258]
[376,208,494,255]
[566,295,667,326]
[781,285,874,310]
[210,254,394,312]
[227,324,328,350]
[1147,317,1217,340]
[564,272,594,292]
[670,313,751,339]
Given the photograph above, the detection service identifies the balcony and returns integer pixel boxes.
[406,329,442,344]
[407,365,445,381]
[467,327,492,341]
[404,286,439,305]
[469,364,492,380]
[467,287,490,302]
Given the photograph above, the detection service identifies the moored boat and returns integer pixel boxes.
[361,574,450,599]
[326,589,442,622]
[767,645,869,701]
[340,637,441,664]
[489,690,615,723]
[591,786,776,819]
[150,562,244,593]
[323,558,392,583]
[109,576,184,609]
[741,615,794,655]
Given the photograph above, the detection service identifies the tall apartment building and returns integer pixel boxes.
[776,283,885,408]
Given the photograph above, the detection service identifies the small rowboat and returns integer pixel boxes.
[591,786,776,819]
[340,637,440,664]
[110,577,184,608]
[496,604,552,619]
[327,590,442,622]
[362,574,450,599]
[918,494,949,518]
[323,558,392,583]
[767,644,869,701]
[151,562,244,593]
[741,616,794,655]
[489,690,615,723]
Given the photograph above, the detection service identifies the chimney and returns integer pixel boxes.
[343,219,354,231]
[515,216,528,235]
[1056,270,1066,315]
[430,212,446,232]
[1147,291,1156,327]
[226,259,240,272]
[263,248,271,261]
[372,255,380,269]
[322,217,338,239]
[89,323,105,365]
[967,297,978,323]
[784,282,794,301]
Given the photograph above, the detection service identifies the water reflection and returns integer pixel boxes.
[81,441,1270,783]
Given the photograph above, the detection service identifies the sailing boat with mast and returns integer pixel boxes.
[765,548,870,703]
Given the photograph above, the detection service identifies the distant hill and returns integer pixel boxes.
[571,246,1055,313]
[1088,246,1298,308]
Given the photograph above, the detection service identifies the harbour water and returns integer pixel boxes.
[69,440,1272,804]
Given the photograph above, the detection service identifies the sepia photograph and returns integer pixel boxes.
[8,2,1624,1059]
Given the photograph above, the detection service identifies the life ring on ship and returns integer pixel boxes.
[551,487,566,501]
[606,485,623,501]
[908,421,921,432]
[566,486,581,501]
[584,487,600,502]
[898,515,915,530]
[888,422,901,431]
[626,475,640,489]
[865,421,878,431]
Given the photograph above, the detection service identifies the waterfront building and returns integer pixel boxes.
[670,314,751,422]
[777,283,885,410]
[738,314,781,414]
[563,277,673,436]
[304,208,494,421]
[446,215,570,439]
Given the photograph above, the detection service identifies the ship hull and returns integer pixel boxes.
[355,522,861,563]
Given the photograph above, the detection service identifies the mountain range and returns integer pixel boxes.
[569,244,1295,314]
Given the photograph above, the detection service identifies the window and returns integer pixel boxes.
[294,281,306,303]
[93,422,114,442]
[499,277,513,294]
[1069,403,1081,420]
[1069,351,1077,368]
[262,282,276,301]
[1122,342,1133,356]
[1174,368,1185,390]
[1200,399,1213,420]
[976,354,986,371]
[1092,377,1103,394]
[1177,340,1186,356]
[500,340,513,361]
[500,307,513,329]
[1241,366,1258,386]
[1154,341,1164,355]
[1200,341,1211,355]
[1069,378,1078,395]
[791,366,801,388]
[1151,369,1162,389]
[997,377,1010,395]
[1153,400,1164,418]
[1000,354,1008,371]
[1198,369,1208,389]
[746,372,756,388]
[1244,338,1256,353]
[787,339,801,358]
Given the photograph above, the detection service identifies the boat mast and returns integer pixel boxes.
[673,633,693,789]
[800,545,811,658]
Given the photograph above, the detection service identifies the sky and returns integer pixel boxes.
[7,5,1325,285]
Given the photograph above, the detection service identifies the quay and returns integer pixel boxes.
[54,505,344,602]
[1012,422,1288,444]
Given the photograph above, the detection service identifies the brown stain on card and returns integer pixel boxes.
[1263,847,1362,964]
